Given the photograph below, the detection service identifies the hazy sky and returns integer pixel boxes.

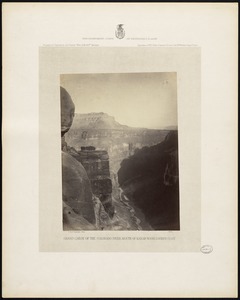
[60,72,177,129]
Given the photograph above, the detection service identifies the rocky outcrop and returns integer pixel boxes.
[62,151,96,225]
[61,88,115,230]
[62,111,179,230]
[63,201,97,230]
[163,150,178,186]
[117,131,180,230]
[70,146,115,218]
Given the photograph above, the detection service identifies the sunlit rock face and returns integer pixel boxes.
[118,131,180,230]
[69,147,115,218]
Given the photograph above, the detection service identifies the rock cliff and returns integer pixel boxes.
[117,131,180,230]
[69,146,115,218]
[62,151,96,225]
[65,113,170,179]
[71,112,129,130]
[63,112,179,230]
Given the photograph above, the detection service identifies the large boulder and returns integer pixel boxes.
[63,201,96,230]
[62,151,96,225]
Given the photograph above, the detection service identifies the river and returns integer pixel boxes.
[108,187,152,231]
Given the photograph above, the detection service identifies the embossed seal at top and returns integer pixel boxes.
[200,245,213,254]
[115,24,125,39]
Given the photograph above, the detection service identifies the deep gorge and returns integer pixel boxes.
[64,113,180,230]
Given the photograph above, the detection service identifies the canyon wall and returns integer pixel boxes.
[69,146,115,217]
[64,113,179,230]
[65,113,170,179]
[118,131,180,230]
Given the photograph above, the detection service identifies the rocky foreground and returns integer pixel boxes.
[62,138,146,231]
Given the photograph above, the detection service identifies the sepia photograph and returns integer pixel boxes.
[3,3,237,298]
[61,73,180,231]
[39,45,201,252]
[38,45,201,253]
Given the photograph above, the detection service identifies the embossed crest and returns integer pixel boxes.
[115,24,125,39]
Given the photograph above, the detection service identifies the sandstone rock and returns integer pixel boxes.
[63,201,96,230]
[92,196,113,230]
[62,151,96,225]
[70,148,115,218]
[91,178,112,195]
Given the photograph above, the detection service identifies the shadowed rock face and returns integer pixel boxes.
[61,87,75,137]
[117,131,180,230]
[62,151,96,224]
[63,201,96,230]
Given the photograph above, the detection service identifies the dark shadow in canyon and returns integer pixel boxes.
[118,131,180,230]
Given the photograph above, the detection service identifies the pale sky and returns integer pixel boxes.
[60,72,177,129]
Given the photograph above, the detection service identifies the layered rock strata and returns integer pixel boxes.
[70,146,115,218]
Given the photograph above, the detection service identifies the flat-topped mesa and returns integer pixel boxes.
[71,112,129,130]
[71,146,114,218]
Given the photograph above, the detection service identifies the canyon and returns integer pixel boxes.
[64,112,179,230]
[65,112,170,175]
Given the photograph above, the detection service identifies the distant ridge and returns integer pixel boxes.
[72,112,129,130]
[72,112,177,131]
[163,125,178,130]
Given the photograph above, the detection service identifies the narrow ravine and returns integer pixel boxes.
[119,188,142,230]
[108,180,152,231]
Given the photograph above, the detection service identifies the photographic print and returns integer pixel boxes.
[39,46,201,252]
[3,3,237,297]
[61,72,180,231]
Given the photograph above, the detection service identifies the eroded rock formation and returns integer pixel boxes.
[69,146,115,218]
[61,87,111,230]
[62,108,179,230]
[65,113,170,188]
[62,151,96,225]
